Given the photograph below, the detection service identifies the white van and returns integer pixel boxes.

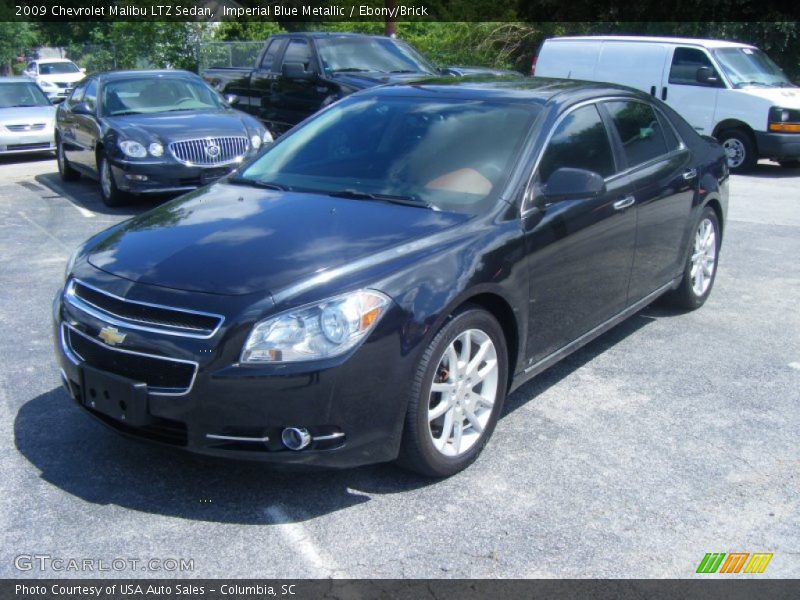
[534,36,800,172]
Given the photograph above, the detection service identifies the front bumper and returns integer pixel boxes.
[755,131,800,161]
[110,157,245,195]
[52,273,410,469]
[0,130,55,155]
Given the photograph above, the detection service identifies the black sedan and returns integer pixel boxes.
[55,70,271,206]
[54,77,728,477]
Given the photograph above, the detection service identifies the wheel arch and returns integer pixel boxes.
[712,119,756,145]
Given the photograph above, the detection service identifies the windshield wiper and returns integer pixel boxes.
[388,69,421,74]
[328,189,431,209]
[109,110,142,116]
[331,68,371,73]
[227,177,288,191]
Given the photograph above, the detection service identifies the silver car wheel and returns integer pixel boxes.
[722,138,746,169]
[690,217,717,297]
[427,328,499,457]
[100,159,112,198]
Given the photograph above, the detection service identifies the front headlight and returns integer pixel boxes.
[119,140,147,158]
[263,130,274,144]
[250,134,262,150]
[37,79,57,90]
[148,142,164,157]
[241,290,390,363]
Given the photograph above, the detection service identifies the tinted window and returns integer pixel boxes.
[669,47,721,87]
[100,77,222,116]
[538,105,616,182]
[656,109,681,151]
[241,97,539,214]
[283,39,313,71]
[605,101,669,167]
[66,82,86,107]
[317,37,437,75]
[83,79,98,111]
[259,40,280,70]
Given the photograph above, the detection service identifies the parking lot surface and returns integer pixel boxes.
[0,154,797,578]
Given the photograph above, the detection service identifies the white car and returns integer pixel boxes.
[23,58,86,103]
[0,78,56,155]
[534,36,800,171]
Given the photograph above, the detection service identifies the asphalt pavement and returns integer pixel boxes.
[0,153,797,578]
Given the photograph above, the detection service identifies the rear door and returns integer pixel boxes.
[595,42,670,98]
[601,98,696,302]
[523,102,638,364]
[271,38,331,133]
[660,46,724,135]
[59,81,87,168]
[249,38,284,126]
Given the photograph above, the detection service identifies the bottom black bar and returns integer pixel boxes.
[3,580,799,600]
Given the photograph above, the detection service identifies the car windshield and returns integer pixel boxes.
[317,37,438,75]
[0,82,51,108]
[101,77,223,116]
[712,48,794,88]
[39,62,81,75]
[239,96,539,214]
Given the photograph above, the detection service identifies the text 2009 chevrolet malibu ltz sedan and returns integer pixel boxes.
[54,77,728,477]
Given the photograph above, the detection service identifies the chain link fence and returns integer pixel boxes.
[197,42,263,72]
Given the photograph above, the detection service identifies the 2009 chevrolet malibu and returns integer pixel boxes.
[54,77,728,476]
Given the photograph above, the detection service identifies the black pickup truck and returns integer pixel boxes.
[202,32,519,135]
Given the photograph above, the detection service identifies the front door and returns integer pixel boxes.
[661,46,724,135]
[523,103,638,364]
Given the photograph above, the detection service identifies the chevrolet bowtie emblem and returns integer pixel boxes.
[98,326,126,346]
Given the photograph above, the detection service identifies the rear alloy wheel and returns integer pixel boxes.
[98,156,128,207]
[665,207,721,310]
[398,308,508,477]
[718,129,757,173]
[56,136,80,182]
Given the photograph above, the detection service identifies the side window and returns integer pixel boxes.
[83,80,97,111]
[669,47,722,87]
[538,105,616,183]
[605,101,669,168]
[655,109,682,152]
[283,39,313,72]
[259,40,279,70]
[66,82,86,108]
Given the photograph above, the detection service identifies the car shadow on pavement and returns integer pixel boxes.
[0,152,55,167]
[14,387,435,525]
[35,172,166,217]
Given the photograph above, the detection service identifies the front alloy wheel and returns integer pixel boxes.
[98,156,127,207]
[398,307,508,477]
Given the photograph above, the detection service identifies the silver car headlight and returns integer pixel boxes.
[250,134,262,150]
[37,79,57,90]
[118,140,147,158]
[241,290,390,363]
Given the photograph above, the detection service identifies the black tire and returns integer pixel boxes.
[717,129,757,173]
[98,154,128,207]
[56,135,80,182]
[664,206,721,311]
[397,307,508,477]
[778,159,800,169]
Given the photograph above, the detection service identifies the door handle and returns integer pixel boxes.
[682,168,698,181]
[661,87,668,101]
[613,196,635,211]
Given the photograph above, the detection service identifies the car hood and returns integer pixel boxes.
[87,183,468,296]
[0,105,55,123]
[735,86,800,108]
[38,72,84,84]
[328,70,432,90]
[101,110,259,143]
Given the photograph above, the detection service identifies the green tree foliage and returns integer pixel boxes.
[0,22,37,74]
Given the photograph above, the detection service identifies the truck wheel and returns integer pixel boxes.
[718,129,757,173]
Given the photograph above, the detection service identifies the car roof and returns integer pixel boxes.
[271,31,394,40]
[364,76,652,107]
[549,35,754,50]
[91,69,201,82]
[34,58,77,63]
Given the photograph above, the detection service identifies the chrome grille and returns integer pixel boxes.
[6,123,47,132]
[168,136,249,166]
[65,279,224,339]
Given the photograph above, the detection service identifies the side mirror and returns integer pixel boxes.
[541,167,606,203]
[71,102,94,116]
[696,66,719,86]
[282,62,314,81]
[224,93,239,106]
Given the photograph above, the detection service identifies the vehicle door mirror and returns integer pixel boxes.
[282,62,314,81]
[224,93,239,106]
[71,102,94,116]
[696,66,719,86]
[541,168,606,203]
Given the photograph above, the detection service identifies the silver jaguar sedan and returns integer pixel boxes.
[0,77,56,156]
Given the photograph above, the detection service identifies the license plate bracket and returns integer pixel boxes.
[81,365,148,427]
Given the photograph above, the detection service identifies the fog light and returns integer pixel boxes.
[124,174,148,181]
[281,427,311,451]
